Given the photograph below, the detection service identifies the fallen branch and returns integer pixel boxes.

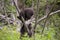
[0,14,15,24]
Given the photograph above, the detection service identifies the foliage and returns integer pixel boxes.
[0,24,57,40]
[0,0,60,40]
[0,26,20,40]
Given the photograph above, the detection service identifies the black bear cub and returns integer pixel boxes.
[17,8,34,37]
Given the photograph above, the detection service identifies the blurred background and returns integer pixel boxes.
[0,0,60,40]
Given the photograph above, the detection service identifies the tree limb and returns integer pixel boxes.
[12,0,30,35]
[37,10,60,24]
[25,10,60,25]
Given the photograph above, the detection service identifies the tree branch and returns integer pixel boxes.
[25,10,60,25]
[37,10,60,24]
[12,0,30,34]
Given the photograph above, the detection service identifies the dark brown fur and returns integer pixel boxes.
[17,8,34,37]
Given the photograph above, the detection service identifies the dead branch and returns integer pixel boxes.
[0,14,15,25]
[37,10,60,23]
